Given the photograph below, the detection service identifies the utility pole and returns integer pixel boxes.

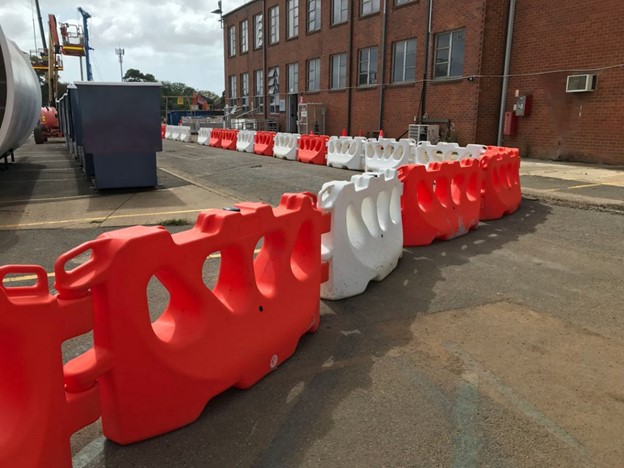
[115,47,125,81]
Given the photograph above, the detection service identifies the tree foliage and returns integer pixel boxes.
[123,68,157,82]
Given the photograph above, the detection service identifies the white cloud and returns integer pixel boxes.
[1,0,250,92]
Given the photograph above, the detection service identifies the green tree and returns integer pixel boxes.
[123,68,157,82]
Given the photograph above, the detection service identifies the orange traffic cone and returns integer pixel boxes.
[341,128,347,137]
[379,129,384,138]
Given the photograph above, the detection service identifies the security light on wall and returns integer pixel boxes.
[212,1,223,28]
[566,74,597,93]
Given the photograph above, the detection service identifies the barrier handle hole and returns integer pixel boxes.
[259,305,264,312]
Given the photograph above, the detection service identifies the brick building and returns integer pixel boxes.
[222,0,624,165]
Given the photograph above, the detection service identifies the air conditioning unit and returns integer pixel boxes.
[408,124,440,143]
[566,74,596,93]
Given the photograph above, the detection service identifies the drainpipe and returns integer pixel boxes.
[497,0,516,146]
[419,0,433,123]
[262,0,268,120]
[377,0,388,132]
[346,0,354,135]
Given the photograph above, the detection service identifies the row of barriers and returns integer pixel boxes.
[1,137,521,466]
[164,124,192,143]
[170,125,491,172]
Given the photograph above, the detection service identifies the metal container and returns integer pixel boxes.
[73,82,162,189]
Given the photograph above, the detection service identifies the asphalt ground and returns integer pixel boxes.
[1,139,623,467]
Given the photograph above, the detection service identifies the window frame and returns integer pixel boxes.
[331,0,349,25]
[306,57,321,92]
[268,66,280,114]
[392,38,417,83]
[254,69,264,113]
[287,62,299,93]
[330,53,347,89]
[240,20,248,54]
[269,6,280,44]
[307,0,321,32]
[287,0,299,39]
[228,25,236,57]
[361,0,380,16]
[433,29,466,79]
[228,75,237,108]
[241,73,249,112]
[254,14,263,49]
[358,46,378,86]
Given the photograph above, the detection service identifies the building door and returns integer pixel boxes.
[286,94,298,133]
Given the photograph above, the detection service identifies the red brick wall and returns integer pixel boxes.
[475,0,509,144]
[503,0,624,164]
[224,1,623,163]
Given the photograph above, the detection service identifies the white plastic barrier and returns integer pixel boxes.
[318,170,403,300]
[364,138,415,172]
[273,132,300,160]
[169,126,181,141]
[165,125,175,140]
[236,129,256,152]
[177,126,191,142]
[458,144,487,160]
[326,137,367,170]
[197,127,211,145]
[414,142,487,164]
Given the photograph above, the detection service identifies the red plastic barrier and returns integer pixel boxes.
[160,123,166,139]
[398,160,482,246]
[254,131,276,156]
[59,193,330,445]
[479,147,521,220]
[220,129,239,150]
[0,266,100,468]
[297,134,329,165]
[209,128,224,147]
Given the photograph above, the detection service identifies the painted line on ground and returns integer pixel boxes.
[451,370,480,468]
[72,435,106,468]
[446,343,591,462]
[0,208,205,229]
[566,182,622,190]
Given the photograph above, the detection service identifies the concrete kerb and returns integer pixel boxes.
[522,188,624,215]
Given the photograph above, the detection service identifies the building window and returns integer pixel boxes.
[330,53,347,89]
[241,73,249,112]
[255,69,264,113]
[229,75,237,108]
[392,38,416,82]
[434,29,465,78]
[254,14,263,49]
[332,0,348,24]
[307,0,321,32]
[395,0,415,4]
[287,63,299,93]
[268,66,280,113]
[358,47,378,85]
[228,26,236,57]
[269,6,279,44]
[307,58,320,91]
[240,20,248,54]
[287,0,299,38]
[361,0,380,15]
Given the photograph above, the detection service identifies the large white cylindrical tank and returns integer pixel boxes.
[0,25,41,157]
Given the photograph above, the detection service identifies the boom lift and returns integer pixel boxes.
[30,1,92,143]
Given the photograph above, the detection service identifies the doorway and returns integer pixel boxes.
[286,94,298,133]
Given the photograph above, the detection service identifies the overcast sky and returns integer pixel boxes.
[1,0,249,92]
